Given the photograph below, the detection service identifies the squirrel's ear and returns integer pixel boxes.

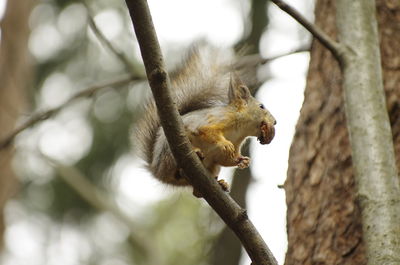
[228,72,251,103]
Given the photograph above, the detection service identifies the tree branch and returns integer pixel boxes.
[124,1,277,264]
[270,0,345,61]
[211,143,252,265]
[0,75,139,150]
[260,45,310,64]
[86,9,136,73]
[234,45,310,69]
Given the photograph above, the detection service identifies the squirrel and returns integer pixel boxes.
[133,46,276,196]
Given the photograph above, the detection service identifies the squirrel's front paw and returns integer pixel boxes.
[236,156,250,169]
[217,141,235,159]
[217,179,230,192]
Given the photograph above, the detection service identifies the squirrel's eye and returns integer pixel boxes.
[259,104,265,109]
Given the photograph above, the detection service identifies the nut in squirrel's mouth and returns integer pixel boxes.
[257,122,275,145]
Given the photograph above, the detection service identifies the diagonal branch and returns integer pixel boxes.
[259,45,310,64]
[87,11,136,73]
[270,0,345,61]
[0,75,139,150]
[234,45,310,69]
[124,0,277,264]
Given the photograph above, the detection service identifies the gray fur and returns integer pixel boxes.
[133,45,257,185]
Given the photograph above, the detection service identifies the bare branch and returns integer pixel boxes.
[124,0,278,264]
[0,75,139,150]
[270,0,345,61]
[260,45,310,64]
[87,12,136,73]
[211,143,252,265]
[234,45,310,69]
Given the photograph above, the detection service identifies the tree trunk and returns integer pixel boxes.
[0,0,34,248]
[284,0,400,264]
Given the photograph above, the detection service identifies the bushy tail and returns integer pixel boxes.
[133,44,258,170]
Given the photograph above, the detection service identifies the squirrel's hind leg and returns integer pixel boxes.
[192,176,230,198]
[191,164,230,198]
[217,178,230,192]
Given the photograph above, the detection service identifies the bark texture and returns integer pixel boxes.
[0,0,34,248]
[284,0,400,264]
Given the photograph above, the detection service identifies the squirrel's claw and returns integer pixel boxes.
[192,177,230,198]
[236,156,250,169]
[217,179,230,192]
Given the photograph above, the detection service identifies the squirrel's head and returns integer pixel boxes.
[228,73,276,145]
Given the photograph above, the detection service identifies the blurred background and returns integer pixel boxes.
[0,0,314,264]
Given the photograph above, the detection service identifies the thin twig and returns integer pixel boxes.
[0,75,139,150]
[270,0,345,61]
[234,45,310,69]
[83,2,136,73]
[87,15,136,73]
[260,45,310,64]
[124,0,278,264]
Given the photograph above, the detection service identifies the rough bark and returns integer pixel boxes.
[0,0,34,248]
[285,0,400,264]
